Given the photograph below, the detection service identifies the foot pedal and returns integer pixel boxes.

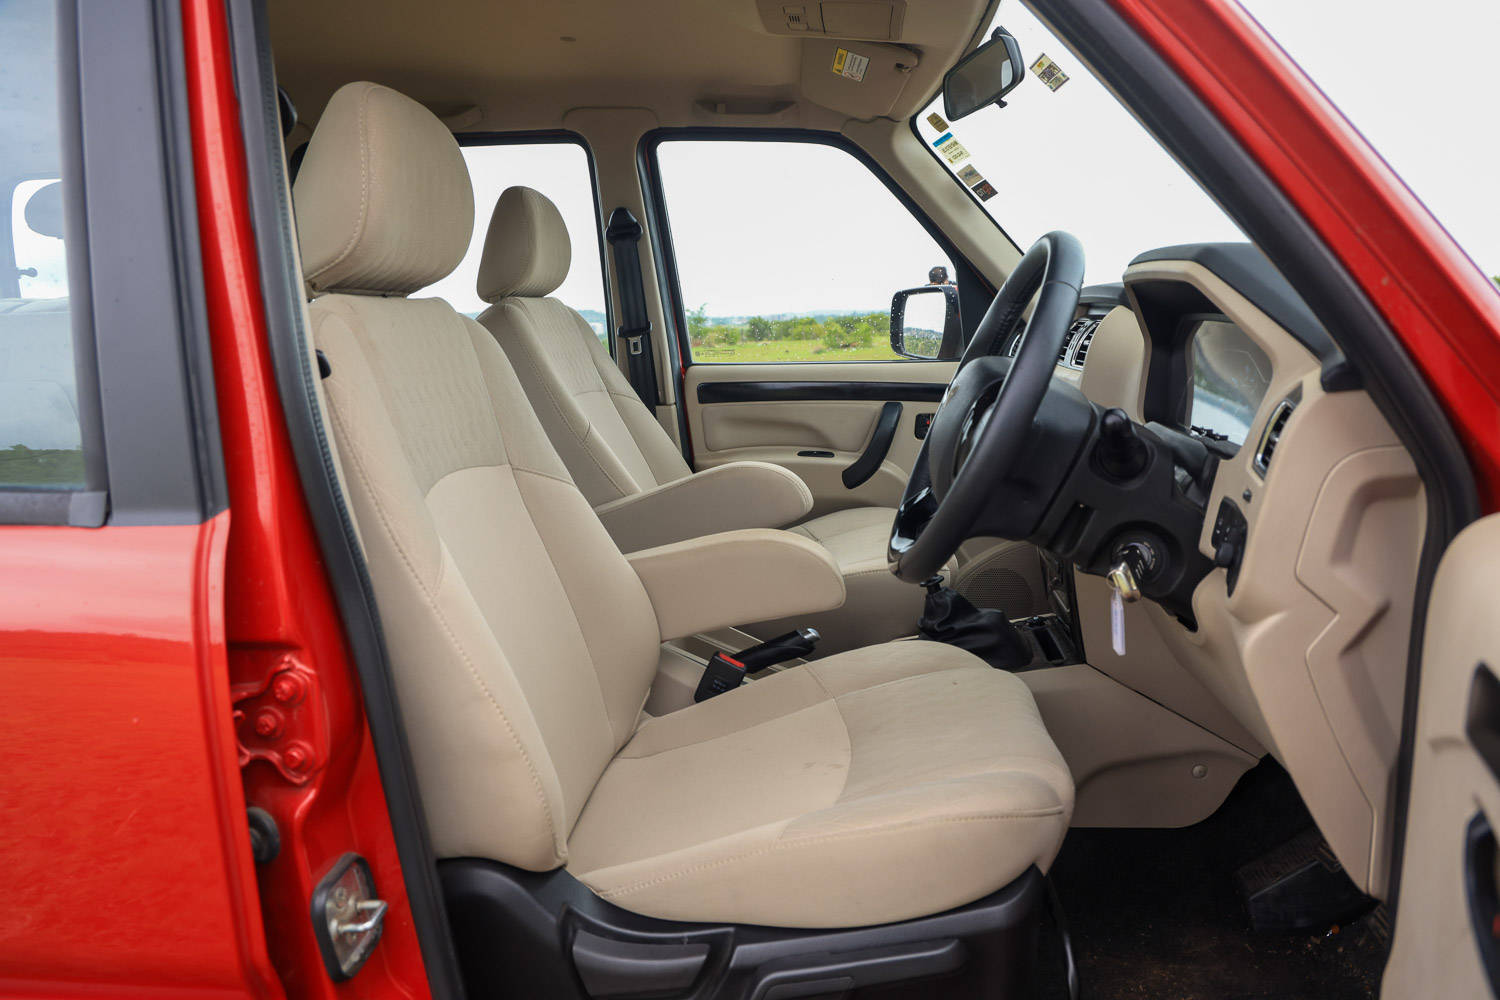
[1235,827,1375,933]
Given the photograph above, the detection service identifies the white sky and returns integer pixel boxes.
[409,0,1499,320]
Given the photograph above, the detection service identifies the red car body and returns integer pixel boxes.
[0,0,1495,998]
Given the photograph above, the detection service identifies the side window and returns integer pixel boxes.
[1,0,86,491]
[417,140,609,348]
[655,139,957,363]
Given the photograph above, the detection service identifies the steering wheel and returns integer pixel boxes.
[888,232,1085,583]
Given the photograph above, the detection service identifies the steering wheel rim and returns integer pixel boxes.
[888,232,1085,583]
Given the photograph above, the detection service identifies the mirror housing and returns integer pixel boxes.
[943,27,1024,121]
[890,283,961,360]
[21,181,65,240]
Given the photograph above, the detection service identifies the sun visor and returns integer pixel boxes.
[799,39,919,119]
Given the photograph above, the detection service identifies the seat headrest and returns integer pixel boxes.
[477,186,572,301]
[294,82,474,296]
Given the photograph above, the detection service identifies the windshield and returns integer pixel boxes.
[915,5,1247,286]
[918,2,1500,292]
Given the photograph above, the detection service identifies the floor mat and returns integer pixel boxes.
[1036,761,1388,1000]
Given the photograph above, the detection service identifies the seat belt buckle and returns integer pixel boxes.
[693,652,746,702]
[617,322,651,356]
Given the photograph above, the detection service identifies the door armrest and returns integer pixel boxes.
[627,529,845,641]
[595,461,813,553]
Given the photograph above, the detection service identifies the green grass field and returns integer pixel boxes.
[0,445,85,486]
[689,338,905,364]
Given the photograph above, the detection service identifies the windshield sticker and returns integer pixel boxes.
[926,112,949,132]
[957,164,982,186]
[831,47,870,82]
[1029,54,1070,92]
[971,180,998,201]
[935,134,970,165]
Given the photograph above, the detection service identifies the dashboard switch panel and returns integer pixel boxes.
[1210,497,1249,594]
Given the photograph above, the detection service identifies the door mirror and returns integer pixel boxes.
[890,284,960,360]
[21,180,65,240]
[943,28,1024,121]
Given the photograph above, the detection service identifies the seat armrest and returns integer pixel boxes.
[628,529,845,641]
[594,461,813,553]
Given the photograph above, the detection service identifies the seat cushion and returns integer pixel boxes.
[747,507,938,655]
[566,641,1073,928]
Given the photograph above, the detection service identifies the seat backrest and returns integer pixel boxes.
[475,187,691,506]
[295,82,661,871]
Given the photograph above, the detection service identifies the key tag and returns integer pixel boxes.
[1110,587,1126,656]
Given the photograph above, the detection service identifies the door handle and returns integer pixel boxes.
[842,401,903,489]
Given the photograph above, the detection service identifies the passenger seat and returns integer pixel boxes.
[474,186,934,654]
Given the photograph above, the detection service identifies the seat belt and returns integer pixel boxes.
[605,206,659,409]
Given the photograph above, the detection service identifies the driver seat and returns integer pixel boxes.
[296,82,1072,931]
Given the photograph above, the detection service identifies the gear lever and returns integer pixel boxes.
[916,576,1030,669]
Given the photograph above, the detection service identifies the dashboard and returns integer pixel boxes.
[1066,243,1425,900]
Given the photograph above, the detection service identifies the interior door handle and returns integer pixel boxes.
[842,401,903,489]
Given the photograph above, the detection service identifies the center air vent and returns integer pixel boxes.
[1254,398,1295,476]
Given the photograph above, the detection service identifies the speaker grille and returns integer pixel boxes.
[956,565,1044,616]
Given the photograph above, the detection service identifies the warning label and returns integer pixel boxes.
[831,47,870,82]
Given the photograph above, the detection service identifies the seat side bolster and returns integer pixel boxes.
[627,529,845,641]
[595,461,814,553]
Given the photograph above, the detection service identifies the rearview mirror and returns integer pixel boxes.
[943,27,1024,121]
[890,284,960,360]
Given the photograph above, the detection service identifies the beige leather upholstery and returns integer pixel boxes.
[296,81,474,296]
[594,460,812,554]
[296,82,1071,926]
[475,185,929,650]
[570,642,1072,927]
[627,529,845,640]
[751,506,931,656]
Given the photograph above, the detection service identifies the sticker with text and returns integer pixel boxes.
[926,112,949,132]
[1029,53,1070,92]
[932,132,970,165]
[957,164,982,186]
[831,47,870,82]
[971,179,998,201]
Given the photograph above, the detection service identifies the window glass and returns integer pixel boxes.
[913,5,1243,285]
[656,139,956,363]
[1,0,85,489]
[417,141,609,346]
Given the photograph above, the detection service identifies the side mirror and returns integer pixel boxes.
[943,27,1024,121]
[21,181,65,240]
[890,284,960,360]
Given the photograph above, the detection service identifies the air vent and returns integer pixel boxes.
[1254,398,1295,475]
[1069,319,1100,369]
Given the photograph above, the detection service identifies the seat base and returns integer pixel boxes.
[440,858,1046,999]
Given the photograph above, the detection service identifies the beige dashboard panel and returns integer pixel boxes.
[1120,259,1425,898]
[1078,305,1148,421]
[1022,664,1258,827]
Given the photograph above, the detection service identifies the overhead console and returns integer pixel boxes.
[755,0,907,38]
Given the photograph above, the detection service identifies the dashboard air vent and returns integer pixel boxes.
[1070,319,1100,369]
[1254,398,1295,476]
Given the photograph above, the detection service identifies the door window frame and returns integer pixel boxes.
[451,130,615,354]
[0,0,226,527]
[638,128,994,371]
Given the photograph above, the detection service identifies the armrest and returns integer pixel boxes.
[627,529,845,641]
[594,461,813,553]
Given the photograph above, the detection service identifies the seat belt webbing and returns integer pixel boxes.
[605,206,659,410]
